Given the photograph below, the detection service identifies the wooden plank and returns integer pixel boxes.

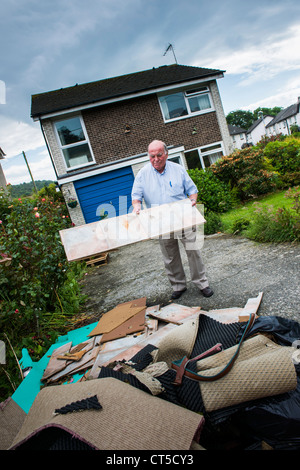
[59,199,205,262]
[42,342,72,381]
[86,252,109,266]
[88,298,147,337]
[100,308,146,343]
[147,303,201,325]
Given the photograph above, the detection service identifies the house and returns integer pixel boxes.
[228,115,274,150]
[266,98,300,137]
[228,124,247,149]
[31,64,232,226]
[246,115,274,146]
[0,147,7,189]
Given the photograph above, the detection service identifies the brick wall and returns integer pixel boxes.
[82,93,222,165]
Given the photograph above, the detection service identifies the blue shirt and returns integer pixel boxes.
[131,160,198,208]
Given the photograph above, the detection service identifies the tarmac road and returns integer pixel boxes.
[81,233,300,324]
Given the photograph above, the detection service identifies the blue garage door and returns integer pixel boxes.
[74,166,135,224]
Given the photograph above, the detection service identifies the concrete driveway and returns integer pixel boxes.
[81,233,300,323]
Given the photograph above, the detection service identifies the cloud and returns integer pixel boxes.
[244,74,300,111]
[0,115,44,157]
[201,23,300,84]
[2,149,56,185]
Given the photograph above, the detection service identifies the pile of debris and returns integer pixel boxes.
[4,292,300,451]
[41,294,262,385]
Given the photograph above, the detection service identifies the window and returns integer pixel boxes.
[185,143,223,170]
[54,116,94,169]
[158,86,212,122]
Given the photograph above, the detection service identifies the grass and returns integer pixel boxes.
[220,190,294,234]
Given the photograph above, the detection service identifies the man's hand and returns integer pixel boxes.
[132,200,141,214]
[189,194,198,206]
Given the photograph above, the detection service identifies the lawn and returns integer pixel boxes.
[220,190,294,234]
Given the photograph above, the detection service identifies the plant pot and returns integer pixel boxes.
[67,201,78,208]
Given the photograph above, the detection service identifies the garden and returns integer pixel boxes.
[0,133,300,401]
[188,134,300,242]
[0,184,87,400]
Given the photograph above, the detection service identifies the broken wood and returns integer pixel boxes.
[86,252,109,267]
[88,297,147,337]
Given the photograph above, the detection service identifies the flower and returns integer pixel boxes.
[15,309,19,314]
[35,212,40,218]
[34,207,38,211]
[0,220,2,224]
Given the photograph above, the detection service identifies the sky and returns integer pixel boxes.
[1,0,300,185]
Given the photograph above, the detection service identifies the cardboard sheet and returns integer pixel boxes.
[88,298,147,337]
[60,199,205,261]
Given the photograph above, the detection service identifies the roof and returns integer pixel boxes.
[228,124,246,135]
[31,64,224,119]
[246,115,273,134]
[266,102,300,128]
[0,147,5,159]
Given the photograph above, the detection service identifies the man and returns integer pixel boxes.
[131,139,213,300]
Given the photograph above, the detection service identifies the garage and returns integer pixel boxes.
[74,166,135,224]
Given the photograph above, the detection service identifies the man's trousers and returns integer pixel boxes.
[158,227,209,292]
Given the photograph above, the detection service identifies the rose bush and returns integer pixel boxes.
[0,184,86,399]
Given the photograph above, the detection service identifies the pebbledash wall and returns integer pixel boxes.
[41,80,232,226]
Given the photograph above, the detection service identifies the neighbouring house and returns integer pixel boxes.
[266,97,300,137]
[228,114,274,150]
[228,124,247,149]
[245,115,274,146]
[31,64,232,226]
[0,147,7,189]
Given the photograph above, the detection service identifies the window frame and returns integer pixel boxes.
[158,85,214,123]
[184,142,224,170]
[53,114,96,171]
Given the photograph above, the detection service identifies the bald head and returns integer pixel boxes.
[148,140,168,173]
[148,140,168,154]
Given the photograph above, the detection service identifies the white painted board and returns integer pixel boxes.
[60,199,205,262]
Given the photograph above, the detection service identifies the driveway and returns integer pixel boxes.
[81,233,300,323]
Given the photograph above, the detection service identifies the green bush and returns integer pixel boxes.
[243,186,300,242]
[263,138,300,187]
[188,168,234,213]
[0,185,86,399]
[211,147,279,200]
[204,211,223,235]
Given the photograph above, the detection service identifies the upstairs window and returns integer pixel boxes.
[158,86,212,122]
[54,116,95,169]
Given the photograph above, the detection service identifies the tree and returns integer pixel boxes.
[253,107,282,120]
[226,110,254,130]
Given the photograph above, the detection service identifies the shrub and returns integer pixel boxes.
[263,138,300,172]
[246,186,300,242]
[0,185,86,399]
[204,211,223,235]
[211,147,278,200]
[188,168,234,213]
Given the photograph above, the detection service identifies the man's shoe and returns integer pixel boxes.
[171,288,187,300]
[201,286,214,297]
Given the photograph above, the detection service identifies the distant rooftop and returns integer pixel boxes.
[31,64,225,119]
[266,100,300,128]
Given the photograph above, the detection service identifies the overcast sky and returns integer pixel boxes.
[1,0,300,184]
